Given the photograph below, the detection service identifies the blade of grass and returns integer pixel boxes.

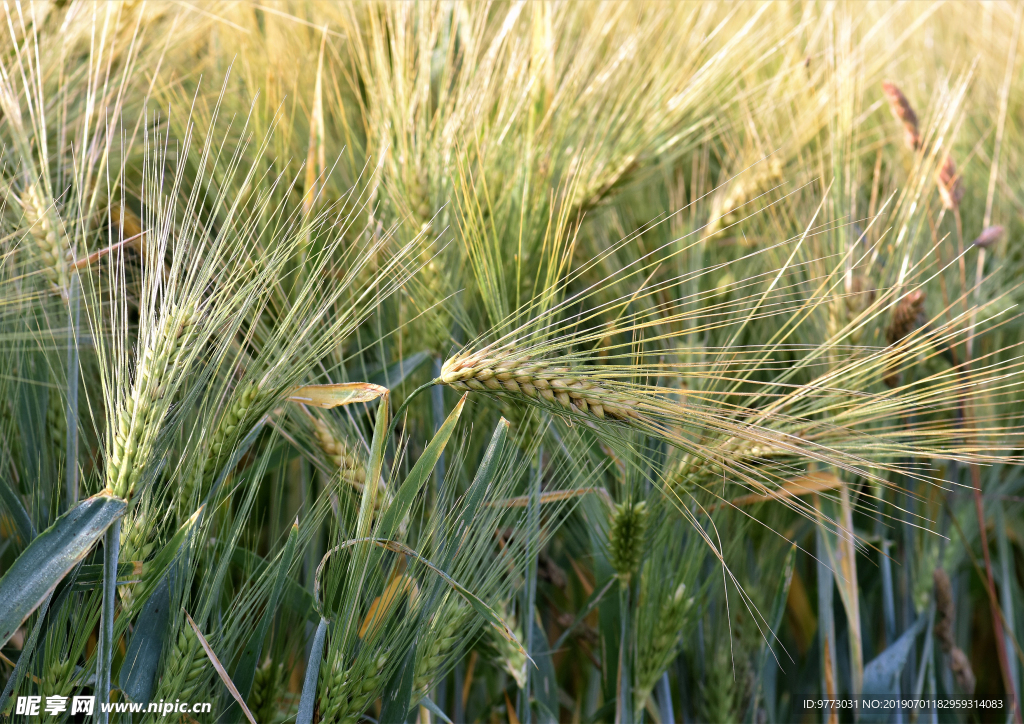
[376,393,467,541]
[997,503,1020,705]
[656,674,674,724]
[523,446,542,724]
[380,639,417,724]
[420,695,454,724]
[296,617,328,724]
[119,571,172,703]
[815,521,837,724]
[357,391,390,540]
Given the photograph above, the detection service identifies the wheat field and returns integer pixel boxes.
[1,2,1023,723]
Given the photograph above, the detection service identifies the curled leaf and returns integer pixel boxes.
[287,382,388,409]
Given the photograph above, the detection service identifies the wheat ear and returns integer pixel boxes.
[21,183,70,293]
[440,348,640,422]
[107,303,198,499]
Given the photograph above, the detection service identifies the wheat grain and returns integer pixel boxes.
[41,657,75,713]
[440,348,640,422]
[414,607,468,695]
[118,508,156,607]
[486,605,527,689]
[180,381,261,514]
[311,417,369,490]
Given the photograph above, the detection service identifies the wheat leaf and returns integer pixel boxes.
[296,617,328,724]
[0,492,125,648]
[286,382,388,408]
[119,572,172,703]
[232,517,300,705]
[380,640,417,724]
[356,391,390,540]
[376,393,467,541]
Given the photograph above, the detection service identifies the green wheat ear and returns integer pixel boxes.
[608,501,648,582]
[249,658,283,724]
[21,183,70,294]
[318,649,388,724]
[155,623,209,708]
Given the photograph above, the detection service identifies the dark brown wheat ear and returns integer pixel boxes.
[883,290,927,387]
[933,568,976,696]
[882,80,921,150]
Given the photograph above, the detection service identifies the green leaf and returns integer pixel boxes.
[232,518,300,707]
[119,572,172,703]
[418,696,454,724]
[356,391,390,540]
[296,617,328,724]
[0,474,35,548]
[530,614,559,723]
[861,616,927,722]
[0,492,126,648]
[445,418,508,568]
[376,393,466,541]
[380,639,417,724]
